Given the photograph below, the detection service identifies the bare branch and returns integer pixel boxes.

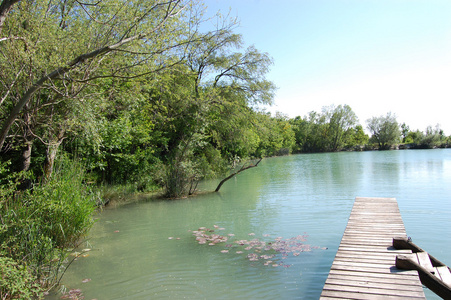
[0,65,24,107]
[215,158,262,192]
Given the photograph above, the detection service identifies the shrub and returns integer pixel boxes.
[0,255,42,300]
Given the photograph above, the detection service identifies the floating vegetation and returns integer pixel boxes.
[60,288,83,299]
[189,226,327,268]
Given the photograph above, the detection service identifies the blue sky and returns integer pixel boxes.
[205,0,451,134]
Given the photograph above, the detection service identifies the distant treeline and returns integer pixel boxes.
[289,107,450,153]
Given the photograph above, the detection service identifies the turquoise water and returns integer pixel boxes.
[49,150,451,299]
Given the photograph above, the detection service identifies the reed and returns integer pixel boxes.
[0,157,96,299]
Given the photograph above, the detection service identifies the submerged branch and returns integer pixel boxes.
[215,158,262,192]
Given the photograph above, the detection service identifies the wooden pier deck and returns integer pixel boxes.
[320,197,426,299]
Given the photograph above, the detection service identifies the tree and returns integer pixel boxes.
[401,123,410,143]
[150,17,276,197]
[1,0,230,182]
[290,105,364,153]
[298,111,328,152]
[0,0,190,160]
[253,112,295,156]
[420,124,444,148]
[366,112,401,149]
[323,104,358,151]
[344,125,369,149]
[1,0,277,198]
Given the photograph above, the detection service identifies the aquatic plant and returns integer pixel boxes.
[60,288,84,299]
[188,226,327,267]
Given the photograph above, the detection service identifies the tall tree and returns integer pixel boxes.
[420,124,444,148]
[323,104,358,151]
[0,0,189,152]
[366,112,401,149]
[147,15,276,197]
[401,122,410,143]
[0,0,219,180]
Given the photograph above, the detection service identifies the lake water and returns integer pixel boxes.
[49,149,451,299]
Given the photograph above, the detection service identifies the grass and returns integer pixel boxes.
[0,158,96,299]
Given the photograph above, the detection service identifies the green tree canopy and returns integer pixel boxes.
[366,112,401,150]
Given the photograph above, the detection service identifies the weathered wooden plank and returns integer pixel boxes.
[334,252,396,260]
[331,259,398,269]
[436,266,451,286]
[326,272,424,286]
[322,282,426,297]
[343,232,406,239]
[334,252,401,262]
[339,239,392,245]
[320,197,426,299]
[339,239,393,247]
[347,222,404,225]
[396,254,451,299]
[321,289,425,299]
[345,224,406,230]
[344,229,407,235]
[330,265,419,276]
[337,245,411,254]
[333,256,397,266]
[328,269,422,281]
[324,278,424,293]
[321,287,425,298]
[416,251,434,273]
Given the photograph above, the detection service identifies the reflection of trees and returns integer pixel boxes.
[299,153,362,197]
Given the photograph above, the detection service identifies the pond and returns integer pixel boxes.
[48,149,451,299]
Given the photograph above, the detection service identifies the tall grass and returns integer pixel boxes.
[0,157,96,299]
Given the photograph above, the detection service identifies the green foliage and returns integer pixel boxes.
[0,157,96,295]
[1,0,284,199]
[323,104,358,151]
[254,112,295,157]
[0,255,42,300]
[405,125,446,149]
[29,160,96,248]
[290,105,366,153]
[366,112,401,149]
[420,125,444,148]
[401,123,410,143]
[344,125,369,149]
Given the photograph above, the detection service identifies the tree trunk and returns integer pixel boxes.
[43,141,62,181]
[43,128,65,181]
[18,105,34,172]
[15,139,33,190]
[21,140,32,171]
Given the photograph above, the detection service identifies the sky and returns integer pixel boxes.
[205,0,451,134]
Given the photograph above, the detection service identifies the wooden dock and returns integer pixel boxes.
[320,197,426,299]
